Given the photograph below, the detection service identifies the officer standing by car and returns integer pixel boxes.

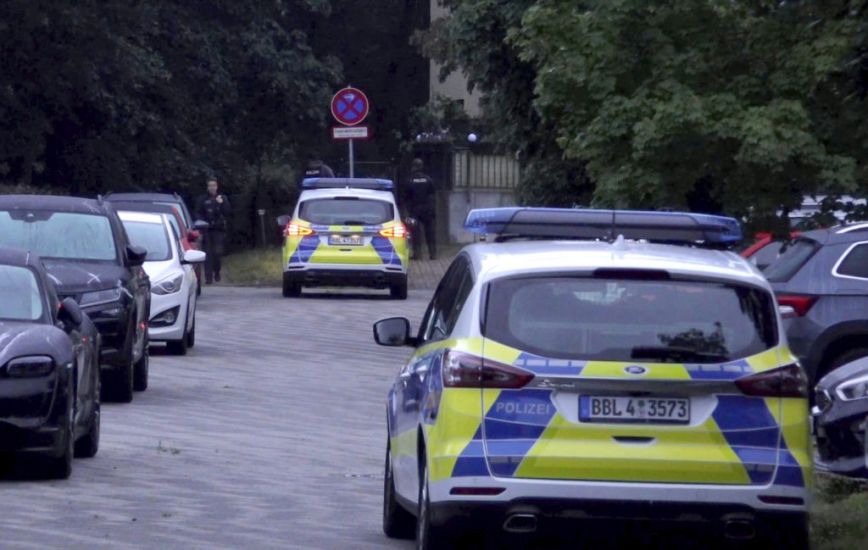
[404,158,438,260]
[304,155,335,178]
[195,179,231,284]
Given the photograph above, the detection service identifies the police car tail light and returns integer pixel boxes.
[442,351,534,389]
[379,224,407,238]
[735,364,807,398]
[286,223,315,237]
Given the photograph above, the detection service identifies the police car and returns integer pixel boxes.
[374,208,811,549]
[278,178,410,299]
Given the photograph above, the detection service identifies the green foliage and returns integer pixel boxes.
[514,0,867,219]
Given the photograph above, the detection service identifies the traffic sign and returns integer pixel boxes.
[332,126,370,140]
[331,87,369,126]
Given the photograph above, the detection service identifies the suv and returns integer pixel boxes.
[375,208,810,548]
[277,178,409,299]
[764,222,868,384]
[0,195,151,402]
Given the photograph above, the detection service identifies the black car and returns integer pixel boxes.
[814,356,868,478]
[0,196,151,403]
[0,247,101,479]
[764,222,868,384]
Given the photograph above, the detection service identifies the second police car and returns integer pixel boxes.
[374,208,811,549]
[278,178,409,299]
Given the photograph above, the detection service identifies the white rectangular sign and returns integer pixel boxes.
[332,126,370,140]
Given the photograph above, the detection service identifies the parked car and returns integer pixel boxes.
[814,356,868,478]
[117,211,204,355]
[105,193,206,295]
[764,222,868,384]
[0,247,101,478]
[277,178,409,299]
[0,195,151,403]
[376,207,810,548]
[740,231,800,271]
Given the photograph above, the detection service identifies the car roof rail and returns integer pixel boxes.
[300,178,394,191]
[464,207,743,248]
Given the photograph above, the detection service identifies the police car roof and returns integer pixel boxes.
[298,187,397,202]
[465,239,766,287]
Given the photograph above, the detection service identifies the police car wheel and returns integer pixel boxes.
[390,278,408,300]
[383,442,415,539]
[282,276,301,298]
[416,457,449,550]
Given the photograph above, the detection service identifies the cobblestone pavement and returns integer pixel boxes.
[0,286,430,549]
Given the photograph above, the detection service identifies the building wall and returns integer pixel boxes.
[429,0,482,117]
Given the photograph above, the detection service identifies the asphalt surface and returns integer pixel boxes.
[0,286,427,549]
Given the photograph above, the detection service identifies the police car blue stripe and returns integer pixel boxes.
[289,235,319,263]
[371,236,402,266]
[712,395,781,484]
[514,353,585,376]
[685,360,753,380]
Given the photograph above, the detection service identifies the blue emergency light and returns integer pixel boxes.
[301,178,394,191]
[464,207,742,247]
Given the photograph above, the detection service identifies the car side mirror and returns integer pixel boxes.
[187,230,201,242]
[193,220,210,231]
[374,317,416,347]
[127,244,147,267]
[276,214,291,228]
[58,297,83,327]
[183,250,207,264]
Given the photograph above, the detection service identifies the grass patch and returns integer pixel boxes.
[222,246,283,286]
[813,473,868,549]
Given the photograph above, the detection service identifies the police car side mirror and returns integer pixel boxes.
[374,317,416,347]
[276,215,291,228]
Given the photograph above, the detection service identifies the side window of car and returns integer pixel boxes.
[836,243,868,280]
[420,256,469,344]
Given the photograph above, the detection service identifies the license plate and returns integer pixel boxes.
[579,396,690,424]
[329,235,362,246]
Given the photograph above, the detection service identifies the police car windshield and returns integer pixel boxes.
[485,276,777,363]
[299,198,393,226]
[0,210,117,262]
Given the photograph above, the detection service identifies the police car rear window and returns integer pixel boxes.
[485,276,777,363]
[298,198,393,226]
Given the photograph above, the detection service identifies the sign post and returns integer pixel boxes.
[330,86,370,178]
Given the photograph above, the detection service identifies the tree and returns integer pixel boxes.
[515,0,866,220]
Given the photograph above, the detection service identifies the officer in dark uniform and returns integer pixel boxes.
[195,179,232,283]
[404,158,438,260]
[305,156,335,178]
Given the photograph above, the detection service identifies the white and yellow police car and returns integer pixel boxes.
[279,178,409,299]
[374,208,811,549]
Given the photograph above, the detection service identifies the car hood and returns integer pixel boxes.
[42,259,128,294]
[143,259,180,284]
[817,356,868,391]
[0,320,72,365]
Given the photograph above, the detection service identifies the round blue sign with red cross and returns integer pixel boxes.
[331,87,369,127]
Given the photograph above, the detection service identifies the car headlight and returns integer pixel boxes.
[153,273,184,295]
[836,374,868,401]
[5,356,55,378]
[80,287,123,308]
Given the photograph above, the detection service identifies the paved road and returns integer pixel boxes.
[0,286,428,549]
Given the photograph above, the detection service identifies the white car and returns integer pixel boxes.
[118,211,205,355]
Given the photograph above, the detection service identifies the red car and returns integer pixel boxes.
[740,231,800,270]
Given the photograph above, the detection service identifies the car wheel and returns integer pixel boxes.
[282,274,301,298]
[44,397,74,479]
[133,344,149,391]
[104,331,135,403]
[74,389,100,459]
[416,455,448,550]
[384,440,416,539]
[390,277,408,300]
[186,317,196,348]
[167,335,188,355]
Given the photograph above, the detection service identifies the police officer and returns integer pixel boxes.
[304,155,335,178]
[404,158,438,260]
[195,179,232,283]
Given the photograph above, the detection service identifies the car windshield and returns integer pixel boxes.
[485,276,777,363]
[298,198,394,225]
[121,220,171,261]
[0,264,44,321]
[763,238,820,282]
[0,210,117,262]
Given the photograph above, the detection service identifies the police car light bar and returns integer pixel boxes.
[464,207,742,246]
[301,178,394,191]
